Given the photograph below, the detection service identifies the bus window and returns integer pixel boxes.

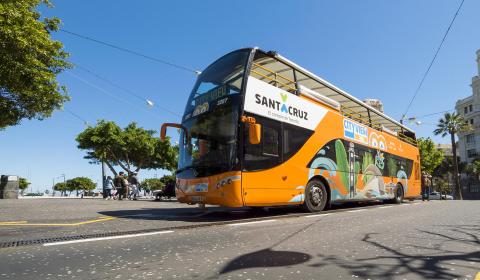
[244,116,282,171]
[283,123,313,162]
[263,126,279,156]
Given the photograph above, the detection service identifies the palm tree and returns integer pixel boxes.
[433,112,471,200]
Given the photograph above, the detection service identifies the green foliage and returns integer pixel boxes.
[66,177,96,192]
[159,174,176,186]
[0,0,71,129]
[433,156,466,177]
[141,174,175,191]
[435,178,452,194]
[417,138,444,174]
[470,160,480,176]
[19,177,30,190]
[141,178,164,191]
[433,112,471,137]
[53,182,66,192]
[433,112,471,200]
[334,140,349,192]
[76,120,178,175]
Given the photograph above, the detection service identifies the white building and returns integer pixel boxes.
[456,49,480,163]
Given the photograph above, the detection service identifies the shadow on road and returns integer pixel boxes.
[308,222,480,280]
[214,220,318,277]
[98,201,385,223]
[220,249,311,274]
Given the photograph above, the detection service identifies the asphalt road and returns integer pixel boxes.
[0,200,479,279]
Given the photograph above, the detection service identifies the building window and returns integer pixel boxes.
[469,104,473,112]
[464,107,468,114]
[467,149,477,158]
[470,119,474,125]
[466,134,475,143]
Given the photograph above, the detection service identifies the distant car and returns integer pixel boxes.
[429,192,453,200]
[443,194,454,200]
[429,192,442,200]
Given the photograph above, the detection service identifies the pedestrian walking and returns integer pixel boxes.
[104,176,114,200]
[114,172,128,200]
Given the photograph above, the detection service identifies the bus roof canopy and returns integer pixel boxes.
[250,49,415,141]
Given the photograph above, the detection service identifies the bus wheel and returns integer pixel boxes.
[303,179,328,212]
[393,184,404,204]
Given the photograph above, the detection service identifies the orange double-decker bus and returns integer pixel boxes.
[161,48,421,212]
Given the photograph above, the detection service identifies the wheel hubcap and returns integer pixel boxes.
[310,185,323,206]
[397,188,402,199]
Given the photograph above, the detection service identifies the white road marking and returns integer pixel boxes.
[304,213,331,218]
[228,219,277,226]
[346,209,367,213]
[43,230,174,246]
[382,206,394,208]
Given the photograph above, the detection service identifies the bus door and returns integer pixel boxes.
[242,116,294,206]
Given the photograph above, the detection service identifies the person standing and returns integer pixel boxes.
[104,176,114,200]
[128,172,140,200]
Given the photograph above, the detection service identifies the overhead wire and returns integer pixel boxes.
[401,0,466,120]
[65,71,169,121]
[415,109,455,119]
[60,29,200,74]
[63,107,90,126]
[73,63,181,118]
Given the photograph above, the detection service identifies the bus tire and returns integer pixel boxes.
[302,179,328,212]
[392,184,404,204]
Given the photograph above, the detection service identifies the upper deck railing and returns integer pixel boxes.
[249,57,417,147]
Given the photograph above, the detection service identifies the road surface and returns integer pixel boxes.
[0,200,478,279]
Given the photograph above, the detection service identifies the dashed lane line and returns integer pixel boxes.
[229,219,277,227]
[43,230,174,246]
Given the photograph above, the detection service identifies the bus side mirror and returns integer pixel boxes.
[161,123,187,141]
[248,123,261,145]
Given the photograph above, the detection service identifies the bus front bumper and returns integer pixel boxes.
[176,171,243,207]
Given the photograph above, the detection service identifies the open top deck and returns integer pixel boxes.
[248,49,416,146]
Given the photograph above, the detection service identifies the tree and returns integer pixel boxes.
[435,178,452,195]
[141,178,164,191]
[159,174,176,186]
[53,182,67,196]
[0,0,71,129]
[417,138,444,175]
[433,112,471,200]
[76,120,178,175]
[66,177,96,195]
[19,177,30,195]
[470,160,480,179]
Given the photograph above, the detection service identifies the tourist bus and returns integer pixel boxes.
[161,48,421,212]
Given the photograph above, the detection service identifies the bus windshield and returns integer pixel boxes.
[178,50,249,176]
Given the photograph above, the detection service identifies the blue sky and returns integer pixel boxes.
[1,0,479,191]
